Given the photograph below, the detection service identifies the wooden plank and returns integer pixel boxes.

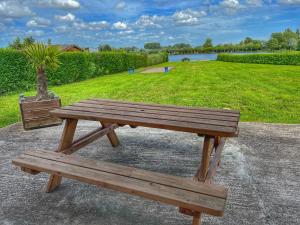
[24,115,57,121]
[21,167,40,175]
[21,99,61,111]
[63,105,238,128]
[179,208,198,216]
[100,122,120,147]
[86,99,240,116]
[13,154,226,216]
[22,108,57,119]
[62,124,118,154]
[76,101,239,122]
[205,138,226,183]
[23,117,62,130]
[88,98,240,114]
[194,136,214,182]
[24,150,227,199]
[50,109,238,137]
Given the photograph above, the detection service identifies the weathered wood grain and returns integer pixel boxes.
[13,151,227,217]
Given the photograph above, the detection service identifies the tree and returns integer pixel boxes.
[122,46,139,52]
[23,36,35,47]
[24,43,61,100]
[244,37,253,44]
[9,37,22,50]
[98,44,112,51]
[270,28,299,50]
[267,38,279,50]
[144,42,161,49]
[287,38,298,50]
[47,38,52,46]
[203,38,213,48]
[9,36,35,49]
[173,43,192,49]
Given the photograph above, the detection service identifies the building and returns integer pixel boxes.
[54,44,89,52]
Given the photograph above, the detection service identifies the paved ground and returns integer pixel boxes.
[0,121,299,225]
[141,67,174,73]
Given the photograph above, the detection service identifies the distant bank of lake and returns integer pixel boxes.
[169,54,217,62]
[168,52,269,62]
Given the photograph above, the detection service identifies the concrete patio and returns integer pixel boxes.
[0,121,299,225]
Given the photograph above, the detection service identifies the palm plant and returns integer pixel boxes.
[24,43,61,100]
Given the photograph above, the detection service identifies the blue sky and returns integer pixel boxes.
[0,0,299,48]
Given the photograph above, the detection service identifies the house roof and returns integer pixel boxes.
[53,44,84,51]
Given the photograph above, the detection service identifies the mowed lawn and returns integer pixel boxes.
[1,61,299,128]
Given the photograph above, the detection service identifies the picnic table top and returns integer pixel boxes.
[50,99,240,137]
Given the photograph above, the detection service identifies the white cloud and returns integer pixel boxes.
[219,0,241,14]
[54,25,69,33]
[278,0,300,4]
[221,0,240,9]
[113,21,128,30]
[74,21,109,30]
[38,0,80,9]
[118,29,134,35]
[0,1,33,18]
[115,1,126,10]
[88,21,109,30]
[135,15,165,28]
[246,0,263,6]
[55,20,109,32]
[55,13,75,22]
[26,17,51,27]
[173,9,206,25]
[72,22,87,30]
[26,30,45,36]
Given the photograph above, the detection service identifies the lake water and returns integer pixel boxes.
[169,54,218,62]
[168,52,269,62]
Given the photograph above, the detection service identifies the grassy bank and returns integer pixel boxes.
[1,61,299,128]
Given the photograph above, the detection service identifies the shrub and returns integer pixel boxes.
[0,50,168,95]
[181,57,191,62]
[147,53,168,66]
[217,52,300,65]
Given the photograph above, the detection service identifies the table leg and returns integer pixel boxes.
[181,135,225,223]
[45,118,78,193]
[100,122,120,147]
[194,135,214,182]
[192,212,201,225]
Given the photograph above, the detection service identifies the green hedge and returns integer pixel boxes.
[0,50,167,94]
[217,52,300,65]
[0,49,35,95]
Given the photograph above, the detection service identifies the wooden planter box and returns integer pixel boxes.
[19,96,63,130]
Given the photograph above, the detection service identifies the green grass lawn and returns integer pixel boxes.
[1,61,299,128]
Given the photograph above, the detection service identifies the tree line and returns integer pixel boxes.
[8,37,52,50]
[143,28,300,54]
[7,28,300,54]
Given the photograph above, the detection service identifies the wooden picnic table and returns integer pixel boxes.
[13,98,240,225]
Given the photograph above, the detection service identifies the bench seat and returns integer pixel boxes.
[12,150,228,217]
